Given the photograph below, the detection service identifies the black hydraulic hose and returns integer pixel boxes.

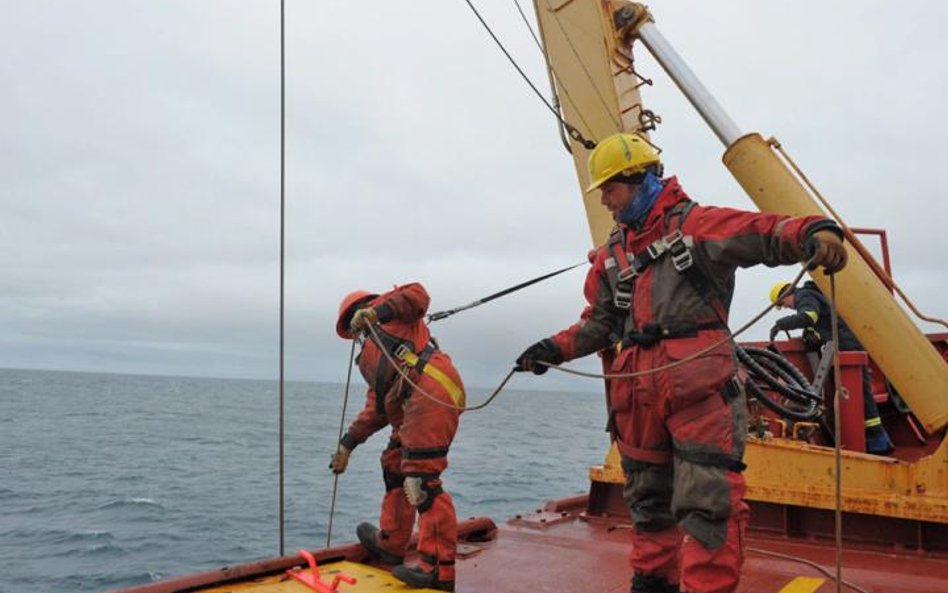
[748,349,815,403]
[737,346,822,422]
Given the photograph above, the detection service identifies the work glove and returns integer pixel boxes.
[403,476,427,508]
[349,307,379,334]
[802,328,823,351]
[515,339,563,375]
[329,443,352,474]
[769,312,812,342]
[804,230,847,274]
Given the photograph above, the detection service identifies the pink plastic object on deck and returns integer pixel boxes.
[286,549,357,593]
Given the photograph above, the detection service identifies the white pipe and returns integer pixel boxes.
[637,22,742,146]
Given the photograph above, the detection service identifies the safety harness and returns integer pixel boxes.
[602,199,728,349]
[370,327,466,416]
[602,199,746,473]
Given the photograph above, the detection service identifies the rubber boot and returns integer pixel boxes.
[866,427,895,455]
[356,522,404,565]
[392,564,455,591]
[630,572,681,593]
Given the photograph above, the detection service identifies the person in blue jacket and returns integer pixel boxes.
[770,280,895,454]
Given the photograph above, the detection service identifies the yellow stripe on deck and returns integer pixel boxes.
[200,560,443,592]
[777,576,826,593]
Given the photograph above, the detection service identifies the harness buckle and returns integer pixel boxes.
[614,289,632,309]
[617,264,638,282]
[663,230,693,271]
[394,343,411,362]
[646,240,665,260]
[671,249,693,272]
[662,229,684,249]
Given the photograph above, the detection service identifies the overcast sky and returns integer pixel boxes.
[2,1,945,391]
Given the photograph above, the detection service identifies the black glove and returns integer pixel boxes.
[802,328,823,351]
[770,312,812,342]
[515,339,563,375]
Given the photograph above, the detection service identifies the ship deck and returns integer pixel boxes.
[114,495,948,593]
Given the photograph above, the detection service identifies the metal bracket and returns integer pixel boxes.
[810,340,837,394]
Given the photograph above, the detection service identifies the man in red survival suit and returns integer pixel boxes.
[515,133,848,593]
[331,282,465,592]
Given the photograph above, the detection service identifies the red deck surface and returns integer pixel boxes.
[112,496,948,593]
[455,515,948,593]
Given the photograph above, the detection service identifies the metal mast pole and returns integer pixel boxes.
[278,0,286,557]
[636,22,742,146]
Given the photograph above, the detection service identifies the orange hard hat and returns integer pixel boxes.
[336,290,377,339]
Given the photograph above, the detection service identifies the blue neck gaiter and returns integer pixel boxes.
[617,172,664,227]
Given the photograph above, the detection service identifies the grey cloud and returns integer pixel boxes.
[1,0,945,386]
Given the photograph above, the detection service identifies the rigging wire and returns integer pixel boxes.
[771,138,947,330]
[460,0,596,148]
[745,547,870,593]
[353,260,585,411]
[327,339,357,547]
[538,0,623,131]
[511,0,542,51]
[278,0,286,557]
[511,0,598,151]
[829,274,845,593]
[427,260,585,323]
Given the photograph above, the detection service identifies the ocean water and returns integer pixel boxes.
[0,368,608,593]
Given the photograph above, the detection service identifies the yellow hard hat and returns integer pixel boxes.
[769,281,792,306]
[585,132,661,193]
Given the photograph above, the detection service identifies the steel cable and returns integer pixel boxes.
[460,0,596,148]
[829,273,845,593]
[538,0,623,131]
[326,339,357,547]
[746,547,870,593]
[278,0,286,557]
[771,138,946,330]
[511,0,599,147]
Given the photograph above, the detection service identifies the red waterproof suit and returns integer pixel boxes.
[341,283,464,581]
[548,178,826,593]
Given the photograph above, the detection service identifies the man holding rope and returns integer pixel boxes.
[331,282,465,592]
[515,132,847,593]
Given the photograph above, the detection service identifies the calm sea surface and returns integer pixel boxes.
[0,368,608,593]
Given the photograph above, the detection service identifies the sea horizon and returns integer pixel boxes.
[2,366,609,593]
[0,364,605,396]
